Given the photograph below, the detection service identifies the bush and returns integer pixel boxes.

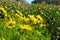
[0,2,51,40]
[22,4,60,40]
[0,2,60,40]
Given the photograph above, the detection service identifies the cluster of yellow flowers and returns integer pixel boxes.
[0,7,46,30]
[28,15,46,27]
[16,10,44,24]
[15,10,46,30]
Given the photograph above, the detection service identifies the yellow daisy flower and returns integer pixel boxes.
[16,13,24,20]
[36,15,43,22]
[16,10,23,16]
[23,17,30,23]
[33,19,37,25]
[28,15,35,21]
[37,20,42,24]
[6,20,16,28]
[0,7,7,16]
[28,15,37,24]
[20,24,32,31]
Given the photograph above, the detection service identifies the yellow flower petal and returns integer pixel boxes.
[0,7,7,16]
[23,17,30,23]
[20,24,32,31]
[16,10,23,16]
[28,15,37,24]
[16,13,24,20]
[40,24,46,28]
[36,15,43,22]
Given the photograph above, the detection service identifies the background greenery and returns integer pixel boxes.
[0,0,60,40]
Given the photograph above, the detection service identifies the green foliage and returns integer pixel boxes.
[22,4,60,40]
[0,1,60,40]
[0,2,51,40]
